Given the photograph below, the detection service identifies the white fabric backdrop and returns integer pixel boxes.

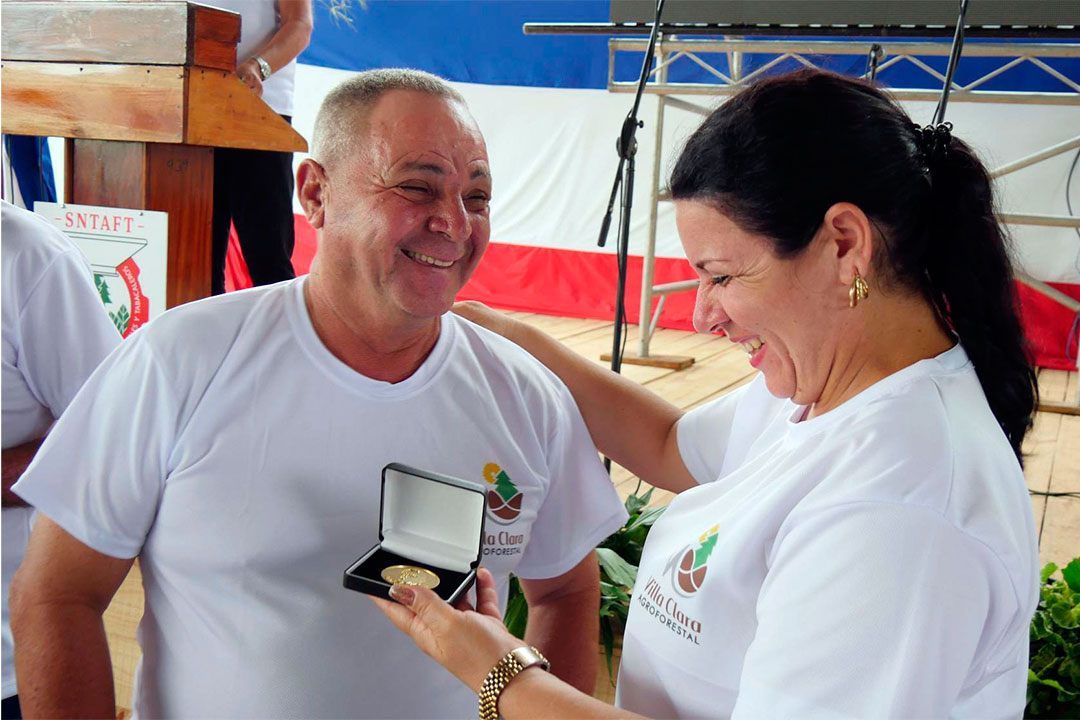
[45,66,1080,283]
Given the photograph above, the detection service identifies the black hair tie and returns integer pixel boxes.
[912,122,953,179]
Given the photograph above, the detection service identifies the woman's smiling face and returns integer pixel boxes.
[675,199,840,405]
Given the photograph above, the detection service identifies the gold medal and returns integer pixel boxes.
[381,564,440,589]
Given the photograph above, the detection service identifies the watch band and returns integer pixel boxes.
[477,646,549,720]
[253,55,272,81]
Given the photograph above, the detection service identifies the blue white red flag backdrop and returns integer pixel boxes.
[84,2,1080,367]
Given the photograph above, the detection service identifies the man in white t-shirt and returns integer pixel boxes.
[10,71,627,718]
[1,201,121,720]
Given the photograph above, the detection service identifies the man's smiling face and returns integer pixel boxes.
[318,89,492,324]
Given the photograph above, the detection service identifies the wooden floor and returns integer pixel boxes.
[103,311,1080,711]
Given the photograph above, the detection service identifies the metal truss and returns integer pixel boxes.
[621,36,1080,411]
[609,37,1080,104]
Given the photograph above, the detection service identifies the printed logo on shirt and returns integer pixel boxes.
[634,525,717,646]
[668,524,719,597]
[483,462,522,525]
[639,576,703,644]
[481,462,525,558]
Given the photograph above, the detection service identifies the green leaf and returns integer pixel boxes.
[597,547,638,589]
[625,505,667,533]
[622,525,652,554]
[1062,558,1080,594]
[109,304,130,335]
[1060,657,1080,685]
[1042,563,1060,584]
[502,575,528,639]
[601,531,635,554]
[624,489,652,517]
[1031,613,1050,641]
[1050,602,1080,630]
[1032,644,1061,675]
[600,618,616,684]
[1031,674,1067,692]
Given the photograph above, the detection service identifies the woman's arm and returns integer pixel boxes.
[497,668,644,720]
[371,568,650,720]
[454,303,698,494]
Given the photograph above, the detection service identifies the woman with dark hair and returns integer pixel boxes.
[373,69,1040,718]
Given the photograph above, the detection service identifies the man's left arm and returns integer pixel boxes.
[519,551,600,694]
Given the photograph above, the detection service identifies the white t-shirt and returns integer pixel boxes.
[1,201,121,699]
[14,277,627,718]
[616,346,1038,719]
[211,0,297,116]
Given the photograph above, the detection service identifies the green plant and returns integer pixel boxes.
[503,489,666,681]
[503,574,528,640]
[1027,557,1080,718]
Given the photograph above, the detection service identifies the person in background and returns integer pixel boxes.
[211,0,313,294]
[1,201,121,720]
[10,70,626,718]
[373,69,1040,719]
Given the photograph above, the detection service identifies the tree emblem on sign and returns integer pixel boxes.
[95,273,131,335]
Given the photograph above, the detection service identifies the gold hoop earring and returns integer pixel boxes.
[849,271,870,308]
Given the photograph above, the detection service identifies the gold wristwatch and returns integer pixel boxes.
[478,646,549,720]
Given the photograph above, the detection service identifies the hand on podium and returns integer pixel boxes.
[236,58,265,97]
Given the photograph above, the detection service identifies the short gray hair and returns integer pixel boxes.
[311,68,465,167]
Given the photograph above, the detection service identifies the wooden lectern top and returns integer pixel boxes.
[1,1,307,153]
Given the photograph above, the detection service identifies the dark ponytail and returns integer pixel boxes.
[919,135,1037,460]
[670,69,1036,462]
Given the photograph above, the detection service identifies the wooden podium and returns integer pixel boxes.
[1,1,308,308]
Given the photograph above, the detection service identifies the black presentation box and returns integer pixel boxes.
[343,463,486,604]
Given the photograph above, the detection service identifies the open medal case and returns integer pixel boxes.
[343,463,486,604]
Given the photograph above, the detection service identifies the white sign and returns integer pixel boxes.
[34,202,168,338]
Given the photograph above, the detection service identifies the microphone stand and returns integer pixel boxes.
[865,44,883,83]
[934,0,969,125]
[597,0,665,380]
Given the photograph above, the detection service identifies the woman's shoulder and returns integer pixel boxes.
[799,377,956,504]
[847,356,1016,485]
[797,362,1031,561]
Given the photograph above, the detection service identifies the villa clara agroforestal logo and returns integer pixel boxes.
[669,524,720,597]
[638,524,719,645]
[483,462,522,524]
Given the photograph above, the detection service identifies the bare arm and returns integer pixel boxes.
[2,439,42,507]
[496,667,645,720]
[454,303,697,493]
[236,0,314,96]
[519,552,600,694]
[372,568,649,720]
[10,515,135,718]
